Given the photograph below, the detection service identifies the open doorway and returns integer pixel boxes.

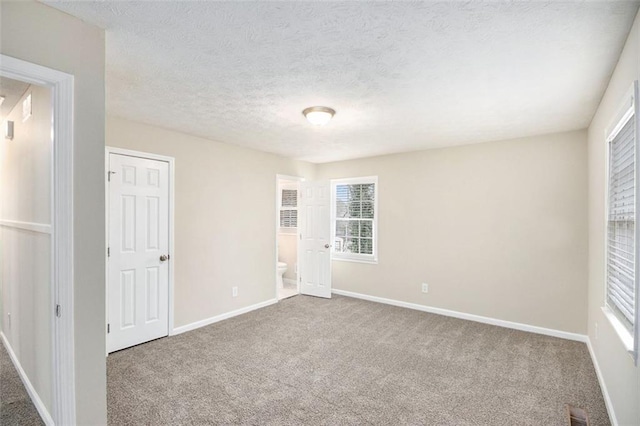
[275,175,303,300]
[0,76,55,425]
[0,55,75,425]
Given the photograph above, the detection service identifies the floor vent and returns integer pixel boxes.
[565,404,590,426]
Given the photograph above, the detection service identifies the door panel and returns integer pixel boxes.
[146,266,160,322]
[120,270,136,328]
[147,197,160,250]
[300,180,332,298]
[108,153,170,353]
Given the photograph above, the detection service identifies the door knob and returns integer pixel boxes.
[324,244,332,249]
[160,255,168,262]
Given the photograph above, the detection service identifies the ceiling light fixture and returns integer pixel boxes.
[303,106,335,126]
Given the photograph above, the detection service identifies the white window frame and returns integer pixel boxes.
[603,80,639,365]
[330,176,378,264]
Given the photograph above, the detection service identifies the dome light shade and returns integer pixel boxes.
[303,106,335,125]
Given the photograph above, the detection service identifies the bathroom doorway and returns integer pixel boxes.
[0,55,76,424]
[275,175,304,300]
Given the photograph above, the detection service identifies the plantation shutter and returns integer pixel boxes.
[607,114,637,329]
[280,189,298,228]
[282,189,297,207]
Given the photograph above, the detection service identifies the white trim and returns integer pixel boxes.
[275,174,304,301]
[332,257,379,265]
[0,219,51,234]
[605,83,636,143]
[330,176,379,264]
[106,146,175,163]
[172,298,278,335]
[1,332,54,426]
[104,150,109,356]
[332,289,588,342]
[606,106,634,143]
[169,150,176,336]
[104,147,177,350]
[1,54,76,425]
[586,338,618,426]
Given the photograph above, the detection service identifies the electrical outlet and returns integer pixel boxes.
[421,283,429,293]
[232,286,238,297]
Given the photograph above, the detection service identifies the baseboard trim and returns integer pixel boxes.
[172,298,278,335]
[0,332,54,426]
[586,338,618,426]
[0,219,51,234]
[332,289,587,342]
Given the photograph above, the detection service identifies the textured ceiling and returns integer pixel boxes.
[44,1,639,163]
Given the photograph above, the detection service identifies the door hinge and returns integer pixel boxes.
[107,247,110,257]
[55,304,61,318]
[107,324,110,334]
[299,234,302,240]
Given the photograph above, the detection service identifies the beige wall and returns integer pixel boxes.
[107,116,315,327]
[317,130,588,334]
[587,9,640,426]
[0,86,52,224]
[0,1,107,424]
[0,84,53,412]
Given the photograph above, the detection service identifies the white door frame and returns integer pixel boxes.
[275,174,304,300]
[0,54,75,425]
[105,147,176,350]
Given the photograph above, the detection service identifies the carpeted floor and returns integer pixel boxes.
[0,342,44,426]
[108,295,609,425]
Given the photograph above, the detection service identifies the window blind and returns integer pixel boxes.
[280,189,298,228]
[607,114,637,330]
[281,189,297,207]
[279,210,297,228]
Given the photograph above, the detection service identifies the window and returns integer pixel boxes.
[331,177,378,263]
[279,188,297,228]
[605,81,639,363]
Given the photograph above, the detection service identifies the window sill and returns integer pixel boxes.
[601,306,634,353]
[332,256,378,265]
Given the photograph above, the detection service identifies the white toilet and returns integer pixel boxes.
[277,262,288,289]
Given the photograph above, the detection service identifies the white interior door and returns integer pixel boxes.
[108,153,170,353]
[300,180,332,298]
